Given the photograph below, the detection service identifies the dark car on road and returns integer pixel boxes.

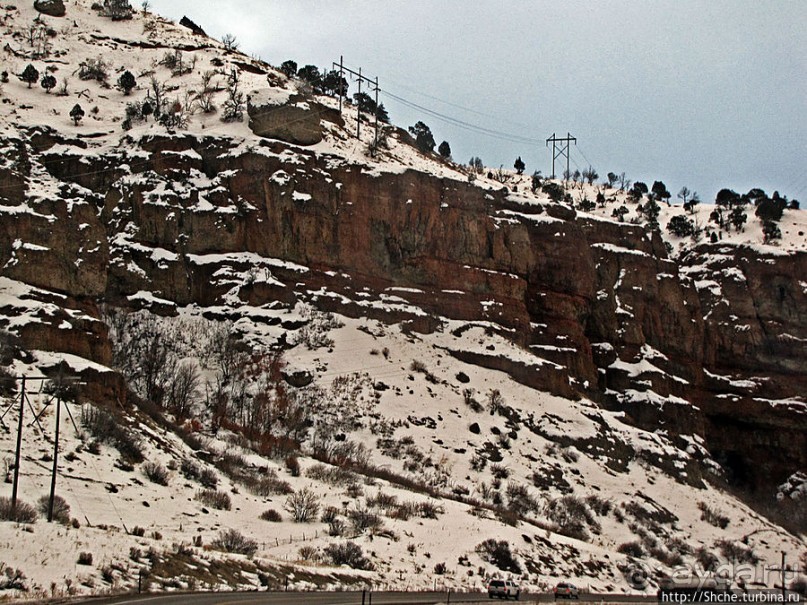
[554,582,580,599]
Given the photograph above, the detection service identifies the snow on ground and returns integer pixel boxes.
[0,0,805,601]
[1,308,804,599]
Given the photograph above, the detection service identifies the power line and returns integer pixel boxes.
[381,89,541,146]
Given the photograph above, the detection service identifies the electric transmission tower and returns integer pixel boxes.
[546,132,576,180]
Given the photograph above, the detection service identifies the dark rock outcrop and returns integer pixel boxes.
[179,16,206,36]
[247,91,343,145]
[34,0,66,17]
[1,128,805,496]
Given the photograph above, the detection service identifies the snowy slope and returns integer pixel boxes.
[0,0,804,600]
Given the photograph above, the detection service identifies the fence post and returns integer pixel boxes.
[361,588,366,605]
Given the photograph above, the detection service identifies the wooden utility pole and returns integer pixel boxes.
[337,55,344,113]
[46,392,61,522]
[356,66,362,139]
[546,132,577,181]
[373,76,379,150]
[10,377,25,516]
[331,58,381,145]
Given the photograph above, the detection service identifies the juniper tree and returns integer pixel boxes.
[408,121,435,153]
[296,65,322,92]
[651,180,671,204]
[321,69,348,97]
[279,60,297,79]
[684,191,701,213]
[117,70,136,95]
[19,64,39,88]
[70,103,85,125]
[40,74,56,93]
[438,140,451,159]
[667,214,695,237]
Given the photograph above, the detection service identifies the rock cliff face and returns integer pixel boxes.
[1,127,805,494]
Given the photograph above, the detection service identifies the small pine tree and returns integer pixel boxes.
[141,100,153,121]
[70,103,85,125]
[514,156,525,175]
[19,64,39,88]
[117,70,136,95]
[438,140,451,159]
[375,103,389,123]
[530,170,542,192]
[729,206,747,232]
[762,220,782,244]
[40,74,56,93]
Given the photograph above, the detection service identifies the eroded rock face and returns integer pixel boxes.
[247,90,343,145]
[2,128,805,493]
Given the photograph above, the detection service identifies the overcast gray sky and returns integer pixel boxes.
[149,0,806,203]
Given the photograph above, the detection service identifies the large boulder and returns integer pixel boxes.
[34,0,66,17]
[247,89,343,146]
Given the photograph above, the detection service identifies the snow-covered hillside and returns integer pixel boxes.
[0,0,804,600]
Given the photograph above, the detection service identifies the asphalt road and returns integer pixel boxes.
[74,591,663,605]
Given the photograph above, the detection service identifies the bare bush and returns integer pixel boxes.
[585,494,613,516]
[77,552,93,565]
[324,542,373,570]
[246,474,293,497]
[285,488,320,522]
[80,405,144,463]
[347,505,383,534]
[0,563,26,590]
[487,389,505,414]
[212,528,257,556]
[180,458,218,488]
[319,505,338,524]
[416,500,444,519]
[463,388,484,413]
[697,501,729,529]
[78,57,109,82]
[475,539,520,573]
[259,509,282,522]
[617,541,645,558]
[505,481,538,516]
[695,546,719,571]
[142,461,169,486]
[545,495,599,541]
[298,545,320,563]
[366,491,398,511]
[0,497,37,523]
[490,464,510,479]
[715,539,759,564]
[37,494,70,524]
[195,489,231,511]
